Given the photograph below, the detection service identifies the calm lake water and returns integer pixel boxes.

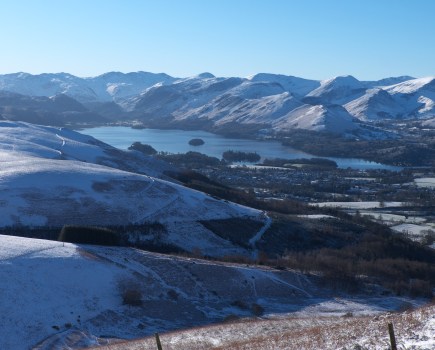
[80,126,401,171]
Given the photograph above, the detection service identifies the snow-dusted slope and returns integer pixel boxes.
[384,76,435,118]
[0,120,169,176]
[273,104,358,132]
[306,75,367,105]
[344,88,402,121]
[0,235,420,350]
[176,90,304,127]
[0,235,313,349]
[345,77,435,121]
[0,121,265,253]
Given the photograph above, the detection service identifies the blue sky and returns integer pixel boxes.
[1,0,434,80]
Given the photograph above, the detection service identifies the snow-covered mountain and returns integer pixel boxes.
[247,73,320,96]
[131,76,359,133]
[273,103,357,132]
[384,77,435,118]
[305,75,367,105]
[0,72,434,135]
[0,71,175,103]
[362,75,415,88]
[0,121,266,254]
[344,77,435,121]
[344,88,402,121]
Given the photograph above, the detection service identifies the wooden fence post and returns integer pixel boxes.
[155,332,163,350]
[388,322,397,350]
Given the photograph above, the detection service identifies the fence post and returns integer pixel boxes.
[388,322,397,350]
[155,332,163,350]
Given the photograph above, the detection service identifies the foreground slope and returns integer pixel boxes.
[95,304,435,350]
[0,235,421,350]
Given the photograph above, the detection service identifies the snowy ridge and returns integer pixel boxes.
[247,73,320,96]
[306,75,367,104]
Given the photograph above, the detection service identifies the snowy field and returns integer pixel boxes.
[414,177,435,188]
[296,214,337,220]
[311,201,403,209]
[358,211,427,224]
[391,223,435,237]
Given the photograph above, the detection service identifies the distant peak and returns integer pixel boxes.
[196,72,215,79]
[330,75,359,82]
[321,75,362,88]
[98,71,125,78]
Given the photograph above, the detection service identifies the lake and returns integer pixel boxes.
[79,126,401,171]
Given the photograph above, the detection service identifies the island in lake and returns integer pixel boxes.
[189,138,205,146]
[222,150,261,162]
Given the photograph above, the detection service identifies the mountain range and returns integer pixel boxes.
[0,72,434,135]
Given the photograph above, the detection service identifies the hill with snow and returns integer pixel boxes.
[1,72,433,135]
[0,235,423,350]
[0,121,266,255]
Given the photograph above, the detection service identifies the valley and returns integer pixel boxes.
[0,71,434,350]
[2,0,434,348]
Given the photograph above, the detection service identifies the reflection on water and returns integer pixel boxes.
[79,126,401,171]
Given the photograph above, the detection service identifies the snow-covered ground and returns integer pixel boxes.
[310,202,435,245]
[415,177,435,189]
[0,235,426,350]
[357,211,428,225]
[297,214,337,220]
[391,223,435,238]
[310,201,403,209]
[92,304,435,350]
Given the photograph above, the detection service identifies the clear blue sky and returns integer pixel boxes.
[1,0,434,80]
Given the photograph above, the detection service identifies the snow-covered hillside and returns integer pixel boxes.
[306,75,367,104]
[0,121,266,254]
[272,103,357,132]
[344,88,401,121]
[0,235,423,350]
[0,120,170,176]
